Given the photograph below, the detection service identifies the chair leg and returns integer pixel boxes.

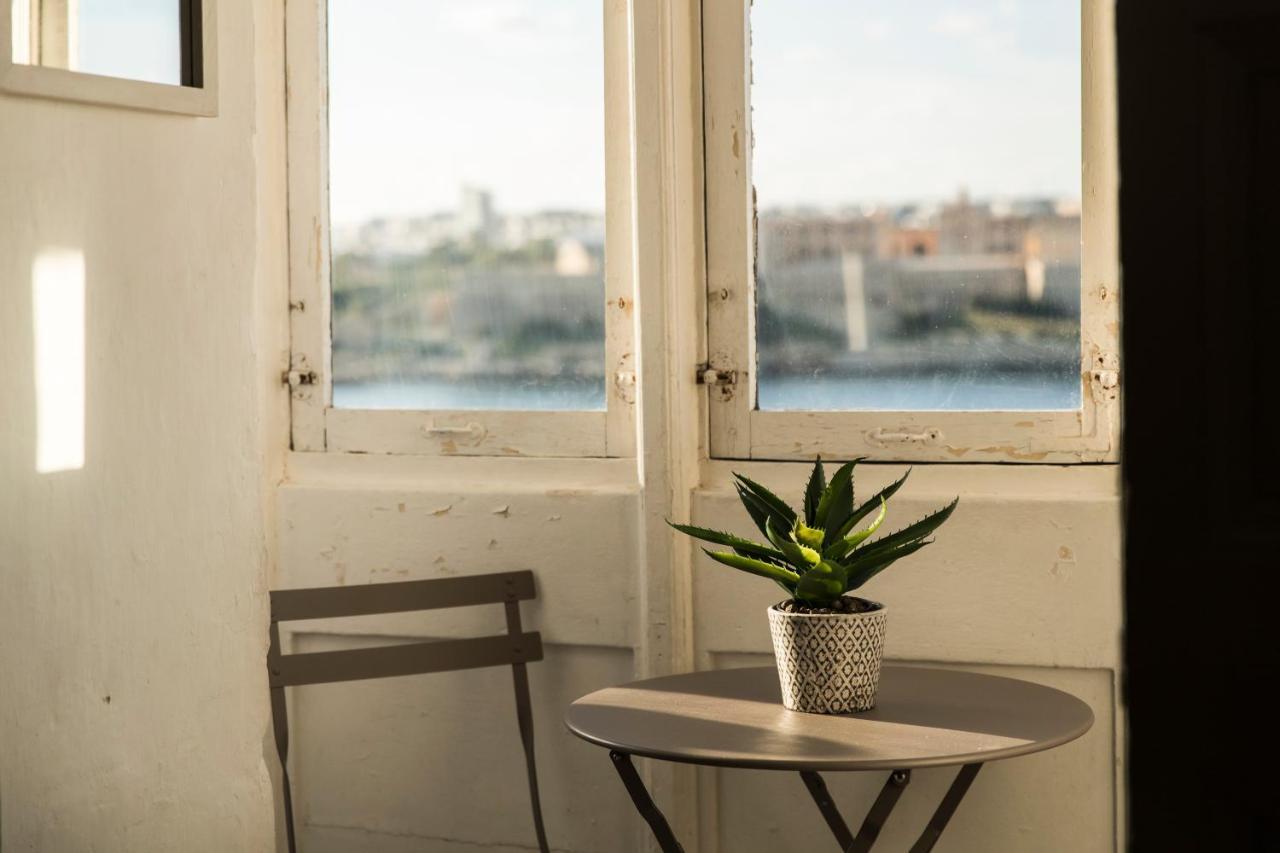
[268,623,298,853]
[511,661,550,853]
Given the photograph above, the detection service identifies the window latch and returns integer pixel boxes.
[696,363,737,387]
[282,369,317,388]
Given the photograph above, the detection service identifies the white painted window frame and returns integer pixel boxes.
[0,0,218,117]
[285,0,636,458]
[702,0,1119,464]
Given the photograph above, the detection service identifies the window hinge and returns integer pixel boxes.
[282,369,317,388]
[696,363,737,387]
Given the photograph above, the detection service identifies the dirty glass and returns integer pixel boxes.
[751,0,1082,411]
[327,0,606,411]
[10,0,186,85]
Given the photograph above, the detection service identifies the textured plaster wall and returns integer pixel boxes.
[277,458,1123,852]
[0,2,288,850]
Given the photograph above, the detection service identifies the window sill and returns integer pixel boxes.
[0,63,218,116]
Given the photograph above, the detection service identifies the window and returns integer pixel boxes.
[328,0,606,413]
[2,0,214,114]
[287,0,634,456]
[288,0,1117,463]
[704,0,1118,461]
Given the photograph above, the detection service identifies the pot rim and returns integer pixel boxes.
[768,598,885,618]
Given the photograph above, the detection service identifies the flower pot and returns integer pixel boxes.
[767,599,887,714]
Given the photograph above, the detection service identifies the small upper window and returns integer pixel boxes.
[326,0,606,412]
[8,0,203,87]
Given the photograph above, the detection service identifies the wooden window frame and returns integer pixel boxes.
[285,0,636,458]
[702,0,1119,463]
[0,0,217,116]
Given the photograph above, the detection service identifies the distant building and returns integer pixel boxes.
[555,235,604,276]
[458,186,497,244]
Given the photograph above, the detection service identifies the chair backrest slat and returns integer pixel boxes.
[270,632,543,687]
[267,569,550,853]
[270,570,534,622]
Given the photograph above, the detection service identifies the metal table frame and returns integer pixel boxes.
[610,750,980,853]
[566,665,1094,852]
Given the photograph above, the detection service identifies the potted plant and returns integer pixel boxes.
[670,458,957,714]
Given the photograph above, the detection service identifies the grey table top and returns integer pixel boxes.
[565,666,1094,771]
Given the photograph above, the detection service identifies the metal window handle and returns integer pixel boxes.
[423,421,486,441]
[865,427,943,445]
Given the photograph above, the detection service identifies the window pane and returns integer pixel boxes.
[10,0,185,85]
[752,0,1081,411]
[327,0,606,411]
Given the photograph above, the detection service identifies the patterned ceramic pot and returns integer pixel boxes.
[767,600,887,714]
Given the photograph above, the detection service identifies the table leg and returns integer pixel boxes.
[800,771,855,849]
[908,763,983,853]
[801,769,912,852]
[847,770,912,853]
[609,750,685,853]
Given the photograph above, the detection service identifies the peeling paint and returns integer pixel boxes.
[431,504,452,517]
[492,505,510,517]
[976,445,1051,461]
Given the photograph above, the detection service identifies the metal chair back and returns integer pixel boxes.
[267,570,549,853]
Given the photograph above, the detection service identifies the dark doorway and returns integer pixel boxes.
[1119,1,1280,849]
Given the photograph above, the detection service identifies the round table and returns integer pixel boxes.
[565,665,1093,853]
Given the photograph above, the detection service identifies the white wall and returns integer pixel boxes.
[0,2,288,850]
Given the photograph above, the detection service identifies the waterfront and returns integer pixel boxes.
[334,371,1080,412]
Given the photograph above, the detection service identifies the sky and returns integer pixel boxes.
[77,0,182,86]
[326,0,1081,226]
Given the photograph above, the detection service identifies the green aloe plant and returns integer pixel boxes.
[670,458,957,607]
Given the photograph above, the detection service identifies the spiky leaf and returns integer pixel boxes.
[792,518,826,551]
[765,517,820,570]
[733,473,797,526]
[667,521,784,563]
[816,459,861,541]
[843,540,931,590]
[824,497,887,559]
[795,560,849,604]
[856,497,959,562]
[702,549,800,590]
[803,457,826,525]
[734,483,781,539]
[830,468,912,543]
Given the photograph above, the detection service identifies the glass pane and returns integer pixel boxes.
[751,0,1082,411]
[327,0,606,411]
[77,0,182,84]
[9,0,186,85]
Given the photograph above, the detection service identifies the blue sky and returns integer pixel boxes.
[326,0,1080,225]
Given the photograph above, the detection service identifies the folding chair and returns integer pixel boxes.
[266,570,549,853]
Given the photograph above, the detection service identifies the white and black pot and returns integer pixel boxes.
[767,599,887,714]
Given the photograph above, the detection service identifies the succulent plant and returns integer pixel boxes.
[670,458,957,606]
